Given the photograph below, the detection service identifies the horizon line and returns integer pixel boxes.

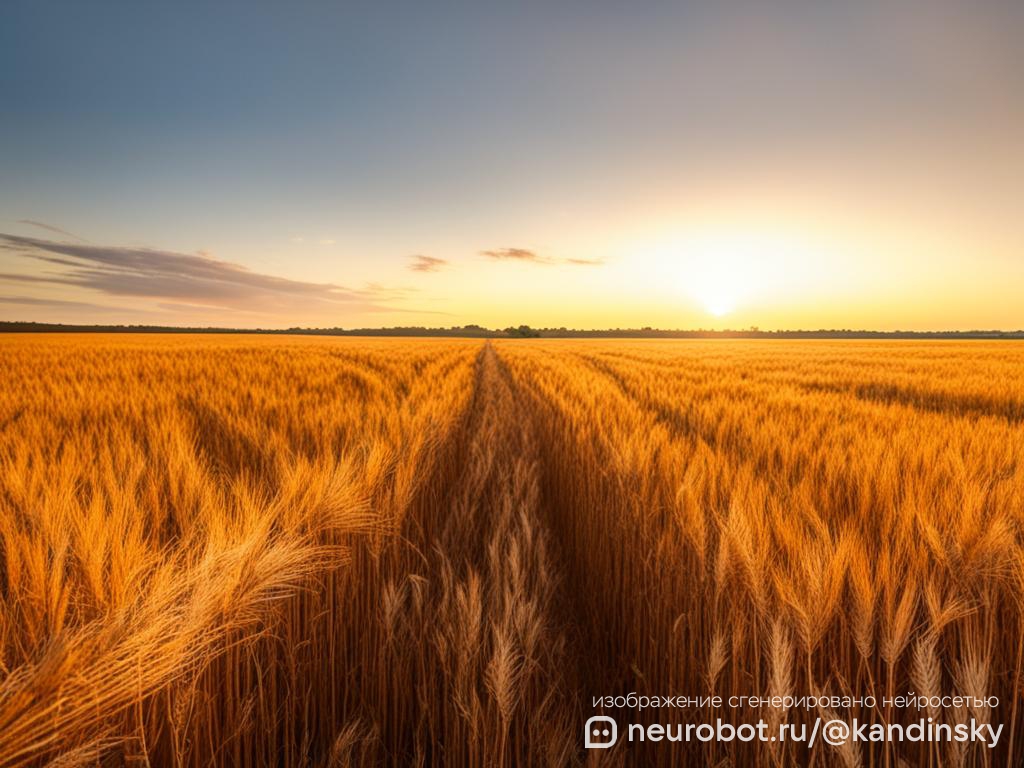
[2,321,1023,339]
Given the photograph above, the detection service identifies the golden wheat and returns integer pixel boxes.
[0,335,1021,766]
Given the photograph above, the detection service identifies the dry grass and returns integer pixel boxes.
[0,335,1022,766]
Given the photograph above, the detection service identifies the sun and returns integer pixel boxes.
[691,253,746,318]
[700,288,737,317]
[641,226,808,320]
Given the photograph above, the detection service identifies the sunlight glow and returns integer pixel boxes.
[690,248,748,318]
[668,231,766,319]
[633,225,832,323]
[701,289,737,317]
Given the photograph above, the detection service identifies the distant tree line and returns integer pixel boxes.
[2,321,1022,339]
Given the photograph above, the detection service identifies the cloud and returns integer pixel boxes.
[0,233,386,315]
[408,255,448,273]
[0,271,69,284]
[0,295,116,310]
[480,247,551,264]
[480,248,605,267]
[17,219,88,242]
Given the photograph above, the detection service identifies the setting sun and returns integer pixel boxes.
[693,266,741,317]
[639,228,803,323]
[699,289,737,317]
[687,235,762,318]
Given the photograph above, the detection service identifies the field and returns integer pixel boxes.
[1,334,1022,767]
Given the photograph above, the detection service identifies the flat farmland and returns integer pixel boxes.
[1,335,1022,767]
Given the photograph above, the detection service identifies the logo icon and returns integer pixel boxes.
[585,715,617,748]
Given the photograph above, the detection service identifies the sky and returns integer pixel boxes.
[1,1,1022,330]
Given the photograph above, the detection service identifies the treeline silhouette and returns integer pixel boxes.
[2,320,1022,339]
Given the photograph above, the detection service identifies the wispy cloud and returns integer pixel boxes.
[0,295,116,310]
[480,247,551,264]
[481,247,604,267]
[17,219,88,242]
[408,255,448,273]
[0,233,390,315]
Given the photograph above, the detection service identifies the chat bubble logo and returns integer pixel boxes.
[585,715,617,748]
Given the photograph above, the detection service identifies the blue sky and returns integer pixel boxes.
[1,1,1022,329]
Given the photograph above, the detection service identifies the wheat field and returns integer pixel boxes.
[0,334,1021,767]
